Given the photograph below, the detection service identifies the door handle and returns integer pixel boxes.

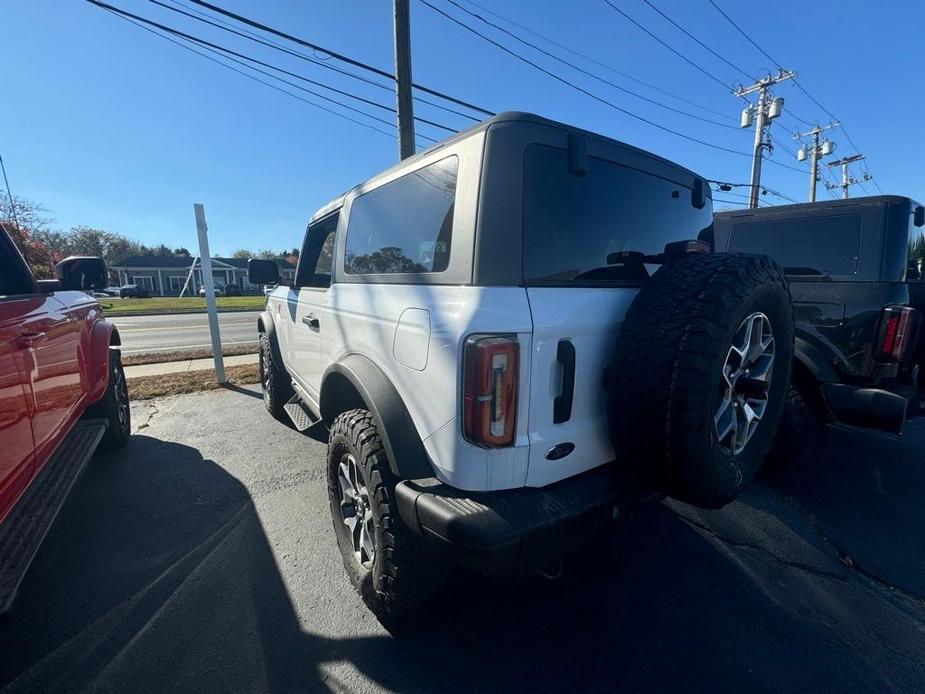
[302,313,320,331]
[17,331,46,348]
[553,340,575,424]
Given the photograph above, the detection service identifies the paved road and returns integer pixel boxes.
[1,389,924,693]
[109,311,262,354]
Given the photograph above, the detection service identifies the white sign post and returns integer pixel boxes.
[194,203,225,384]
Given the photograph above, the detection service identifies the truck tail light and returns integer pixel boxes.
[876,306,920,363]
[462,335,518,448]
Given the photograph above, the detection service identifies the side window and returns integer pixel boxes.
[344,156,457,275]
[908,219,925,281]
[728,214,862,277]
[296,212,339,289]
[0,227,36,298]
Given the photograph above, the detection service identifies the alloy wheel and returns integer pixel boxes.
[337,453,376,569]
[714,312,776,455]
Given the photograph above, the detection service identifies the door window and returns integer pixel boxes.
[0,227,36,297]
[297,212,339,288]
[344,157,457,275]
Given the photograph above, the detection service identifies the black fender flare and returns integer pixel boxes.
[794,334,839,383]
[257,310,285,367]
[320,354,434,480]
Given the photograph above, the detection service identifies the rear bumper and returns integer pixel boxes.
[394,464,632,578]
[821,382,916,434]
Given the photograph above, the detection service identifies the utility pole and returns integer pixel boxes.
[393,0,415,161]
[826,154,869,199]
[794,121,839,202]
[735,70,795,208]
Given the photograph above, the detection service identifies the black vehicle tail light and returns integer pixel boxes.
[876,306,920,363]
[462,335,518,448]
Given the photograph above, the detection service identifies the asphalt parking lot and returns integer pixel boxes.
[1,387,924,693]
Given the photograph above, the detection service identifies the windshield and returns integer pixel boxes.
[522,143,712,284]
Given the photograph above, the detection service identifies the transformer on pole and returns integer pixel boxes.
[734,70,795,209]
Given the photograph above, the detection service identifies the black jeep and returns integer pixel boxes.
[711,195,925,455]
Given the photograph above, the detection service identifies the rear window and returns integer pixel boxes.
[728,214,862,277]
[344,156,457,275]
[522,144,712,284]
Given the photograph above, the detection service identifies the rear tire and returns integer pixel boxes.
[607,253,794,508]
[327,409,447,623]
[765,381,822,470]
[87,347,131,451]
[259,331,293,422]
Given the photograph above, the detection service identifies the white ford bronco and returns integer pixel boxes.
[249,112,794,620]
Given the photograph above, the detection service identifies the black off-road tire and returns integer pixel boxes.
[327,409,447,623]
[259,331,293,422]
[86,347,131,451]
[607,253,794,509]
[764,381,823,471]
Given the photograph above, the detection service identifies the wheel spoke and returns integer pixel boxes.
[714,397,736,445]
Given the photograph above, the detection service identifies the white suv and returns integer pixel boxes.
[248,112,794,620]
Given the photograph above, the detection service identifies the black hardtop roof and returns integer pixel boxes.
[714,195,922,222]
[308,111,706,224]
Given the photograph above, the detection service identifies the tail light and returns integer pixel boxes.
[876,306,920,363]
[462,335,518,448]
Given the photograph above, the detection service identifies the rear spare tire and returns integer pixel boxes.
[607,253,793,508]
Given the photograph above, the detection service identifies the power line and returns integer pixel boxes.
[600,0,734,92]
[0,154,21,230]
[155,0,481,123]
[706,0,882,190]
[185,0,495,116]
[101,7,411,143]
[456,0,733,120]
[640,0,752,80]
[421,0,754,157]
[87,1,458,135]
[438,0,740,130]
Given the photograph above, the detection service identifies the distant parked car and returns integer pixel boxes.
[119,284,150,298]
[223,284,242,296]
[198,286,224,297]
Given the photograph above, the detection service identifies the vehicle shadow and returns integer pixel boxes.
[1,424,922,693]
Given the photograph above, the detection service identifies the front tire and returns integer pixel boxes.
[87,347,131,450]
[259,331,293,422]
[327,409,447,621]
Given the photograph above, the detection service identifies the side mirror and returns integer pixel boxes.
[248,258,279,285]
[55,256,107,291]
[914,205,925,228]
[37,279,62,294]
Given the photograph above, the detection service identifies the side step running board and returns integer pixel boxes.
[283,394,320,432]
[0,419,108,613]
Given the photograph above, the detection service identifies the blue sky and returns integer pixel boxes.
[3,0,922,255]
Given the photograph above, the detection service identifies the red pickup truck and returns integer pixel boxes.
[0,222,130,611]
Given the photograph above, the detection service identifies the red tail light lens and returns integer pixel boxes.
[876,306,919,363]
[462,335,518,448]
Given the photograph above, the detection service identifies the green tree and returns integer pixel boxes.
[174,246,191,256]
[232,248,255,259]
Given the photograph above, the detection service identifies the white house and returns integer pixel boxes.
[110,255,297,295]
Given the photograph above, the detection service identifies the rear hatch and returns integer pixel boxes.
[521,143,713,487]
